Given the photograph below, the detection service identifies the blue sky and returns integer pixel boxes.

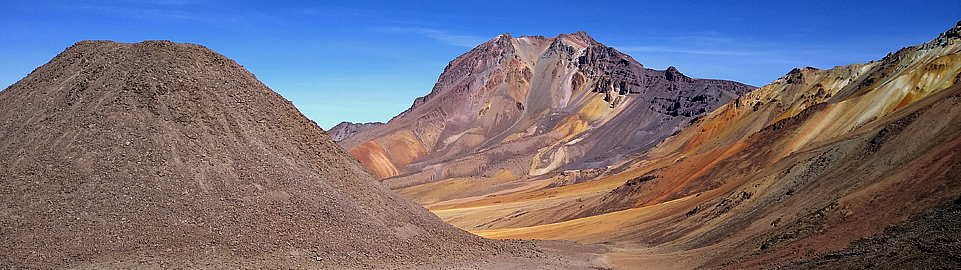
[1,1,957,129]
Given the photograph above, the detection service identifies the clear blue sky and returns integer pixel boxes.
[1,1,957,129]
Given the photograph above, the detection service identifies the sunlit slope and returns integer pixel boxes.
[437,22,961,269]
[0,40,532,269]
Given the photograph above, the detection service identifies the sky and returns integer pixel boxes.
[1,1,958,129]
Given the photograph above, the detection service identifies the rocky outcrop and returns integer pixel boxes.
[328,121,384,142]
[664,66,688,82]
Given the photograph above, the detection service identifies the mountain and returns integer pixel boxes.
[0,40,601,269]
[328,121,384,142]
[433,22,961,269]
[340,32,754,207]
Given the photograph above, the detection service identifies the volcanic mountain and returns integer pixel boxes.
[339,32,754,207]
[0,40,603,269]
[432,22,961,269]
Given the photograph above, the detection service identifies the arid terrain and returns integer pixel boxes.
[2,19,960,270]
[0,40,608,269]
[343,22,961,269]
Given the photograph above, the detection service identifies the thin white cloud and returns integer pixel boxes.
[73,2,253,31]
[376,27,488,48]
[614,46,759,56]
[139,0,200,6]
[296,6,364,19]
[78,4,210,23]
[611,33,774,57]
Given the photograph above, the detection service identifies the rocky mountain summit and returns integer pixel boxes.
[340,32,754,207]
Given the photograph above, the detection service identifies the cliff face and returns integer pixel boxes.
[340,32,753,207]
[0,40,546,269]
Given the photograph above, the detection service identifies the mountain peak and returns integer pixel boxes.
[551,31,596,48]
[478,32,515,50]
[944,21,961,39]
[569,31,598,46]
[665,66,688,82]
[926,21,961,49]
[70,40,190,50]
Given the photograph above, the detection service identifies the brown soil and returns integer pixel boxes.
[773,197,961,269]
[0,40,605,269]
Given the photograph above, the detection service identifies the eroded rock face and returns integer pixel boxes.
[341,32,754,203]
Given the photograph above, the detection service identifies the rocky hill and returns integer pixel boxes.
[340,32,754,207]
[0,40,602,269]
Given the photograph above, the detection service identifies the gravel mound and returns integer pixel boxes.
[0,40,548,269]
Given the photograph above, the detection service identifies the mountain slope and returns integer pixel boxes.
[776,197,961,269]
[341,32,754,207]
[437,22,961,269]
[0,40,593,269]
